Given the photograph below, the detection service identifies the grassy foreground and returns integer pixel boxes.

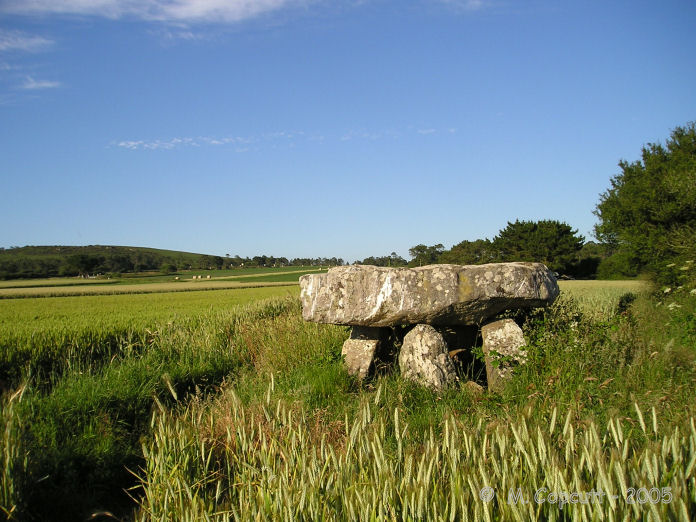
[1,280,695,520]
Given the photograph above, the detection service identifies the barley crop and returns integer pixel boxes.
[134,382,696,521]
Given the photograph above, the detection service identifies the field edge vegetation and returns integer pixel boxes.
[1,278,695,520]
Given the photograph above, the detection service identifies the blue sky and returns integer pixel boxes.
[1,0,694,262]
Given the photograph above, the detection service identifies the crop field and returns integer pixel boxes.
[1,278,695,520]
[0,278,121,289]
[0,267,325,299]
[113,266,327,285]
[0,285,300,332]
[0,280,299,299]
[558,279,650,319]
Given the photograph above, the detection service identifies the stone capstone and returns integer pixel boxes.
[398,324,457,391]
[481,319,527,393]
[341,326,388,380]
[300,263,558,327]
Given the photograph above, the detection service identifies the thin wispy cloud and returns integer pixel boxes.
[151,27,208,42]
[21,76,61,90]
[0,93,22,106]
[0,29,53,53]
[115,135,251,150]
[340,129,399,141]
[0,30,59,97]
[1,0,308,24]
[438,0,490,11]
[115,126,455,151]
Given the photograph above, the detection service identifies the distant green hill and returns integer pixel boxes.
[0,245,210,279]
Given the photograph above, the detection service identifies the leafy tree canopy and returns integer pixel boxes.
[408,244,444,267]
[359,252,407,267]
[408,221,588,275]
[494,219,584,273]
[594,122,696,283]
[439,239,496,265]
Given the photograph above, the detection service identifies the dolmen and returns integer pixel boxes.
[300,263,559,392]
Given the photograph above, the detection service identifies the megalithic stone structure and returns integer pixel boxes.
[300,263,559,389]
[300,263,558,327]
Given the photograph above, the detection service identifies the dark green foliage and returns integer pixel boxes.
[407,244,444,267]
[615,292,637,315]
[438,239,497,265]
[414,222,595,276]
[359,252,407,267]
[594,122,696,284]
[288,256,344,267]
[159,262,177,274]
[564,256,601,279]
[494,219,584,273]
[0,245,204,279]
[0,246,345,280]
[564,241,604,278]
[596,249,640,279]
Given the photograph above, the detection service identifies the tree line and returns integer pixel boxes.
[359,219,599,278]
[0,246,344,280]
[222,255,344,269]
[359,122,695,285]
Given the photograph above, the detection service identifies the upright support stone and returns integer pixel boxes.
[398,324,457,391]
[481,319,527,393]
[341,326,388,379]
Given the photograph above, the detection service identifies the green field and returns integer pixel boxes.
[114,266,326,284]
[0,278,121,289]
[0,267,324,298]
[0,286,300,331]
[0,280,298,298]
[558,279,650,318]
[1,278,694,520]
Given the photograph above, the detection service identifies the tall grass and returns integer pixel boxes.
[0,296,316,520]
[1,280,694,520]
[134,382,696,521]
[0,388,27,520]
[129,282,696,520]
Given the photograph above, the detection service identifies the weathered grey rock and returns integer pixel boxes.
[464,380,484,396]
[341,326,388,379]
[300,263,558,327]
[399,324,457,391]
[481,319,527,393]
